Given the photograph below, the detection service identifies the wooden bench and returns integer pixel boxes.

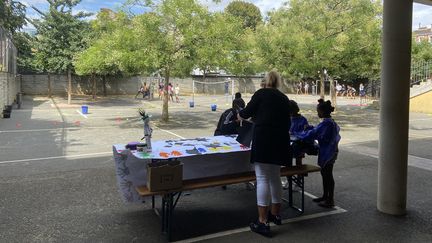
[136,164,321,241]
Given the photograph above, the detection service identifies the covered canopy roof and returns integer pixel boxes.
[415,0,432,6]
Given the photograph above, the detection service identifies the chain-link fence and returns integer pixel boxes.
[1,27,20,117]
[411,60,432,85]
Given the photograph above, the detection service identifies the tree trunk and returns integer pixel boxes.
[48,73,52,98]
[67,69,72,105]
[102,76,107,96]
[330,78,337,110]
[92,73,96,100]
[320,72,325,99]
[202,70,206,93]
[161,69,170,122]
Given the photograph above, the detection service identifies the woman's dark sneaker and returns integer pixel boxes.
[312,197,327,203]
[250,220,271,237]
[318,199,335,208]
[267,212,282,225]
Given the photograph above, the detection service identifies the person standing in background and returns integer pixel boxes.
[174,83,180,103]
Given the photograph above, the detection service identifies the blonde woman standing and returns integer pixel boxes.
[238,70,292,237]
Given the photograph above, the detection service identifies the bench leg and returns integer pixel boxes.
[288,176,293,207]
[152,195,155,209]
[161,195,167,232]
[166,193,174,241]
[284,175,305,214]
[301,175,305,212]
[159,193,176,241]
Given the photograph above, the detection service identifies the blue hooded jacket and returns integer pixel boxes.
[298,118,341,168]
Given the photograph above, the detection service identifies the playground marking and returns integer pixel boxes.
[409,117,432,121]
[342,144,432,171]
[172,191,347,243]
[153,125,186,139]
[0,126,118,133]
[76,110,88,118]
[0,152,112,165]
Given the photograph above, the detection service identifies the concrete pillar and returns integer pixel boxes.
[378,0,413,215]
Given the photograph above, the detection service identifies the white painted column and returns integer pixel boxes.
[378,0,413,215]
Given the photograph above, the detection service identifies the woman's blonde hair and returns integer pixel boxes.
[265,70,281,88]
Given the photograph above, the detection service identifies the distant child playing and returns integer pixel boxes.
[298,99,340,208]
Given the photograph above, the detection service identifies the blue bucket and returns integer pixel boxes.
[81,105,88,114]
[211,104,217,111]
[189,101,194,108]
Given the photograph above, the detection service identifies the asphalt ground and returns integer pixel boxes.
[0,94,431,242]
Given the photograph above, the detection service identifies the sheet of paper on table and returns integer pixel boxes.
[113,135,250,160]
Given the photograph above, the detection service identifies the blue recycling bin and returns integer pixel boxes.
[189,101,194,108]
[81,105,88,114]
[211,104,217,111]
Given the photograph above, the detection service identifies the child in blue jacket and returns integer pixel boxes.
[290,100,310,135]
[289,100,310,166]
[298,99,340,208]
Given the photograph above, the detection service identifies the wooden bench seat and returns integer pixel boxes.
[136,164,320,196]
[136,164,321,241]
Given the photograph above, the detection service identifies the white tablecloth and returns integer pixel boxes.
[113,136,252,202]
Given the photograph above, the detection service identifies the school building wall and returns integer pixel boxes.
[410,90,432,114]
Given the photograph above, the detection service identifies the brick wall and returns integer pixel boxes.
[21,74,264,96]
[0,72,20,114]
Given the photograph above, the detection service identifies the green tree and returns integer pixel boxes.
[225,1,262,30]
[412,40,432,63]
[255,0,382,92]
[74,10,127,99]
[121,0,209,121]
[0,0,26,34]
[32,0,91,102]
[0,0,31,74]
[194,12,244,82]
[14,32,35,73]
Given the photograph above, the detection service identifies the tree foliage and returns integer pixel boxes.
[74,10,126,77]
[194,12,250,78]
[117,0,211,121]
[255,0,382,82]
[36,0,386,107]
[0,0,26,34]
[14,32,35,73]
[32,0,91,74]
[412,40,432,63]
[225,1,262,30]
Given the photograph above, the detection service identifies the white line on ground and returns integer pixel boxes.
[0,152,111,165]
[172,192,347,243]
[341,144,432,171]
[409,118,432,121]
[409,133,432,139]
[153,125,186,139]
[76,110,88,118]
[0,126,121,133]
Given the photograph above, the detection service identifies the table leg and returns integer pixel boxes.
[166,193,174,241]
[288,176,293,207]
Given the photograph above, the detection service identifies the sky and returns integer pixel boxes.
[21,0,432,30]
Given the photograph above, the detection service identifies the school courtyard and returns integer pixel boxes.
[0,94,431,242]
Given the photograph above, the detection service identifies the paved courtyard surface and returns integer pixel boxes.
[0,93,431,242]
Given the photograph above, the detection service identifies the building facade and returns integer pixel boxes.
[413,25,432,43]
